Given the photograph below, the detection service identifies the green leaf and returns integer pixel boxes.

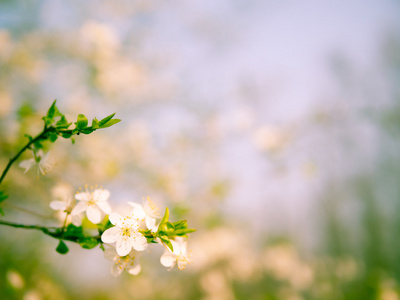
[33,140,43,149]
[172,220,188,230]
[92,118,100,129]
[75,114,88,129]
[160,207,169,225]
[174,228,197,236]
[0,191,8,203]
[56,240,69,254]
[80,128,94,135]
[71,138,75,144]
[99,113,116,126]
[63,224,84,239]
[61,132,72,139]
[159,236,174,252]
[49,132,58,143]
[99,119,121,128]
[78,237,99,249]
[24,134,33,141]
[159,222,175,235]
[56,115,71,129]
[42,116,54,126]
[0,207,4,216]
[46,100,62,122]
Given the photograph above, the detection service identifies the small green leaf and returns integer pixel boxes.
[99,113,116,126]
[56,115,71,129]
[24,134,33,141]
[56,240,69,254]
[92,118,99,129]
[63,224,84,238]
[160,236,174,252]
[49,132,58,143]
[78,237,99,249]
[80,128,94,135]
[172,220,187,230]
[75,114,88,129]
[46,100,62,119]
[42,116,54,126]
[33,140,43,149]
[0,207,4,216]
[0,191,8,203]
[61,132,72,139]
[99,119,121,128]
[71,138,75,144]
[160,207,169,225]
[174,228,197,236]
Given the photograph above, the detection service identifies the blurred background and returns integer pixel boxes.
[1,0,400,299]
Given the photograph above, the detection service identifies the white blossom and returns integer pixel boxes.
[160,237,192,270]
[101,212,148,256]
[71,186,112,224]
[104,246,141,277]
[50,196,82,227]
[128,196,161,232]
[19,150,55,176]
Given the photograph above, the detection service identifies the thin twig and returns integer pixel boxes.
[0,127,50,185]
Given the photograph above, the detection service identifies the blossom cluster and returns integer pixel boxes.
[50,186,193,277]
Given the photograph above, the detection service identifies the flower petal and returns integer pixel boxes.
[101,227,121,244]
[71,201,87,215]
[127,264,141,275]
[130,234,148,252]
[49,201,66,211]
[145,216,157,231]
[109,212,124,226]
[116,237,132,256]
[111,264,123,277]
[75,192,90,201]
[93,189,110,201]
[19,159,34,173]
[104,247,118,261]
[160,252,177,268]
[87,206,102,224]
[96,201,112,215]
[128,203,146,219]
[71,215,82,227]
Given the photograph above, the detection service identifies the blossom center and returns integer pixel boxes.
[87,198,96,206]
[122,228,131,237]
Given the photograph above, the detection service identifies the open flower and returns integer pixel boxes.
[104,246,141,277]
[71,186,112,224]
[50,196,82,226]
[128,196,161,231]
[160,237,192,270]
[19,150,55,176]
[101,212,148,256]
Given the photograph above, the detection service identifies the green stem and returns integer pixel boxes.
[0,219,100,244]
[0,126,50,185]
[0,219,56,233]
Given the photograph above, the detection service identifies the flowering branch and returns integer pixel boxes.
[0,100,196,276]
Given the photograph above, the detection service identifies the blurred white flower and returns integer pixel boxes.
[50,196,82,227]
[104,246,141,277]
[6,270,24,289]
[71,187,112,224]
[129,196,161,232]
[160,237,192,270]
[19,150,55,176]
[252,125,289,153]
[101,212,148,256]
